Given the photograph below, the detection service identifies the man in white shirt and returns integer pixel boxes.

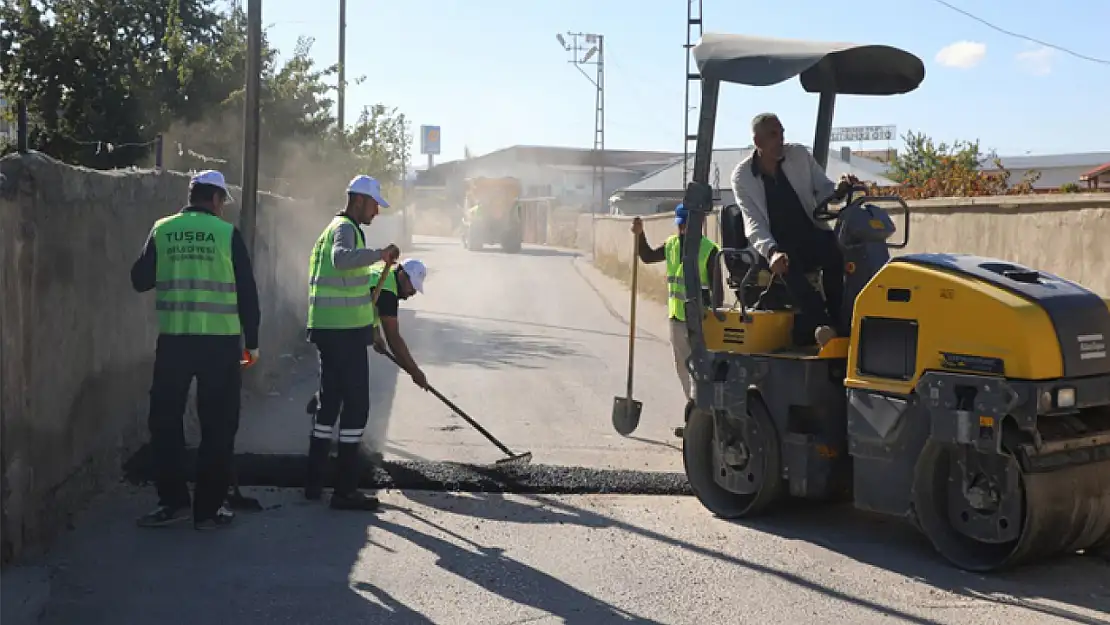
[730,113,857,347]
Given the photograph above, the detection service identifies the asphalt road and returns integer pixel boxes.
[4,236,1109,625]
[236,235,689,470]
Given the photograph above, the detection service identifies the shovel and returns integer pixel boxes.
[612,232,643,436]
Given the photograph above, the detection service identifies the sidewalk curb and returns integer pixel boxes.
[570,254,670,344]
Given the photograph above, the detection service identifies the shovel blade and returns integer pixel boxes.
[612,396,643,436]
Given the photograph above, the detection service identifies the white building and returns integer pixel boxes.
[609,146,896,216]
[417,145,682,210]
[979,152,1110,190]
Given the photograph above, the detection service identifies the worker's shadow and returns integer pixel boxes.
[29,491,433,625]
[398,490,1110,625]
[369,507,665,624]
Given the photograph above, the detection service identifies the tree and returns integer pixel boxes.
[881,130,1039,198]
[0,0,232,167]
[2,0,412,200]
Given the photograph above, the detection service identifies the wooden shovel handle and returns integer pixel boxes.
[372,259,394,305]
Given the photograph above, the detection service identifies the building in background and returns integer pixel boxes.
[416,145,682,210]
[979,152,1110,190]
[610,147,896,216]
[1079,162,1110,190]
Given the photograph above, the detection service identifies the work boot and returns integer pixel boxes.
[330,490,380,511]
[814,325,837,348]
[330,442,378,510]
[136,504,190,528]
[305,436,330,501]
[194,506,235,531]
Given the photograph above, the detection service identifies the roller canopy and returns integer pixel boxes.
[693,33,925,95]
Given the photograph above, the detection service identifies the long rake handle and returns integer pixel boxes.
[377,350,518,458]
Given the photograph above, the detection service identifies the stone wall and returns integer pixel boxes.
[0,152,402,565]
[577,193,1110,300]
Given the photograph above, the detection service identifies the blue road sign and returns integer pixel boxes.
[420,125,441,155]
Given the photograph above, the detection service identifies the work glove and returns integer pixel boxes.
[241,348,260,368]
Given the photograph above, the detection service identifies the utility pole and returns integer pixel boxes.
[239,0,262,255]
[682,0,704,188]
[337,0,346,131]
[556,32,606,215]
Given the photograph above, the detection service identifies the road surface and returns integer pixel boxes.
[4,236,1108,625]
[236,236,690,470]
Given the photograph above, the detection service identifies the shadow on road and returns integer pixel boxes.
[35,498,431,625]
[372,504,666,624]
[402,308,585,370]
[397,490,1110,625]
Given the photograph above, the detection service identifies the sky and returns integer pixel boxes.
[254,0,1110,166]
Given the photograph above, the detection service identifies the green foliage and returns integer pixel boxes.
[1,0,411,196]
[881,130,1040,198]
[1,0,227,167]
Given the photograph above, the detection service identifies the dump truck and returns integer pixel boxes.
[460,176,524,253]
[668,32,1110,572]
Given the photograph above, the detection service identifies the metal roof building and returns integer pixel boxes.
[610,146,896,215]
[980,151,1110,190]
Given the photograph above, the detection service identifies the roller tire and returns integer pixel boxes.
[682,397,783,519]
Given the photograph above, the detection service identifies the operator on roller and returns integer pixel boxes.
[730,112,859,347]
[131,169,261,531]
[631,204,723,421]
[304,174,400,511]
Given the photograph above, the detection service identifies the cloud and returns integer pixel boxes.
[1016,45,1056,76]
[935,41,988,69]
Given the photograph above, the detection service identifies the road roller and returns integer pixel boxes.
[672,32,1110,571]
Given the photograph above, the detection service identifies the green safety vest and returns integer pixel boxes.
[664,233,718,322]
[152,210,241,336]
[306,215,374,329]
[367,261,399,328]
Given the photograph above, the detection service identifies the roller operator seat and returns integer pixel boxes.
[719,203,825,311]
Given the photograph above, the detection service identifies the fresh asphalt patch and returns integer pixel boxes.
[122,446,694,496]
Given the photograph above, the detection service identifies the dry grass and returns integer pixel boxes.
[593,251,669,304]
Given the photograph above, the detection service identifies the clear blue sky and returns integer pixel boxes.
[256,0,1109,165]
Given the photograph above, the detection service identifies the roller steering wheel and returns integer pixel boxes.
[813,182,870,222]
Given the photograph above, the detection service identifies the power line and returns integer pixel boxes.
[927,0,1110,66]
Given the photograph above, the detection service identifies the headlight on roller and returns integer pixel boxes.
[1056,387,1076,409]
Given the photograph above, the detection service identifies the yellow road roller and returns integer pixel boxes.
[673,33,1110,571]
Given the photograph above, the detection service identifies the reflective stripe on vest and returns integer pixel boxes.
[664,233,717,322]
[152,211,241,335]
[307,216,374,329]
[367,261,399,328]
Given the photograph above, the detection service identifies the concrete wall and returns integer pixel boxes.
[577,193,1110,301]
[0,152,401,565]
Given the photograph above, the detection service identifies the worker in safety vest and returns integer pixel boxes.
[631,203,723,421]
[360,257,430,456]
[304,174,401,511]
[130,169,261,531]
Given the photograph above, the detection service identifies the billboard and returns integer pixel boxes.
[420,125,441,155]
[830,125,897,142]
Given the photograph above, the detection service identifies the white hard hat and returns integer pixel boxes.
[400,258,426,293]
[347,174,390,208]
[190,169,234,202]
